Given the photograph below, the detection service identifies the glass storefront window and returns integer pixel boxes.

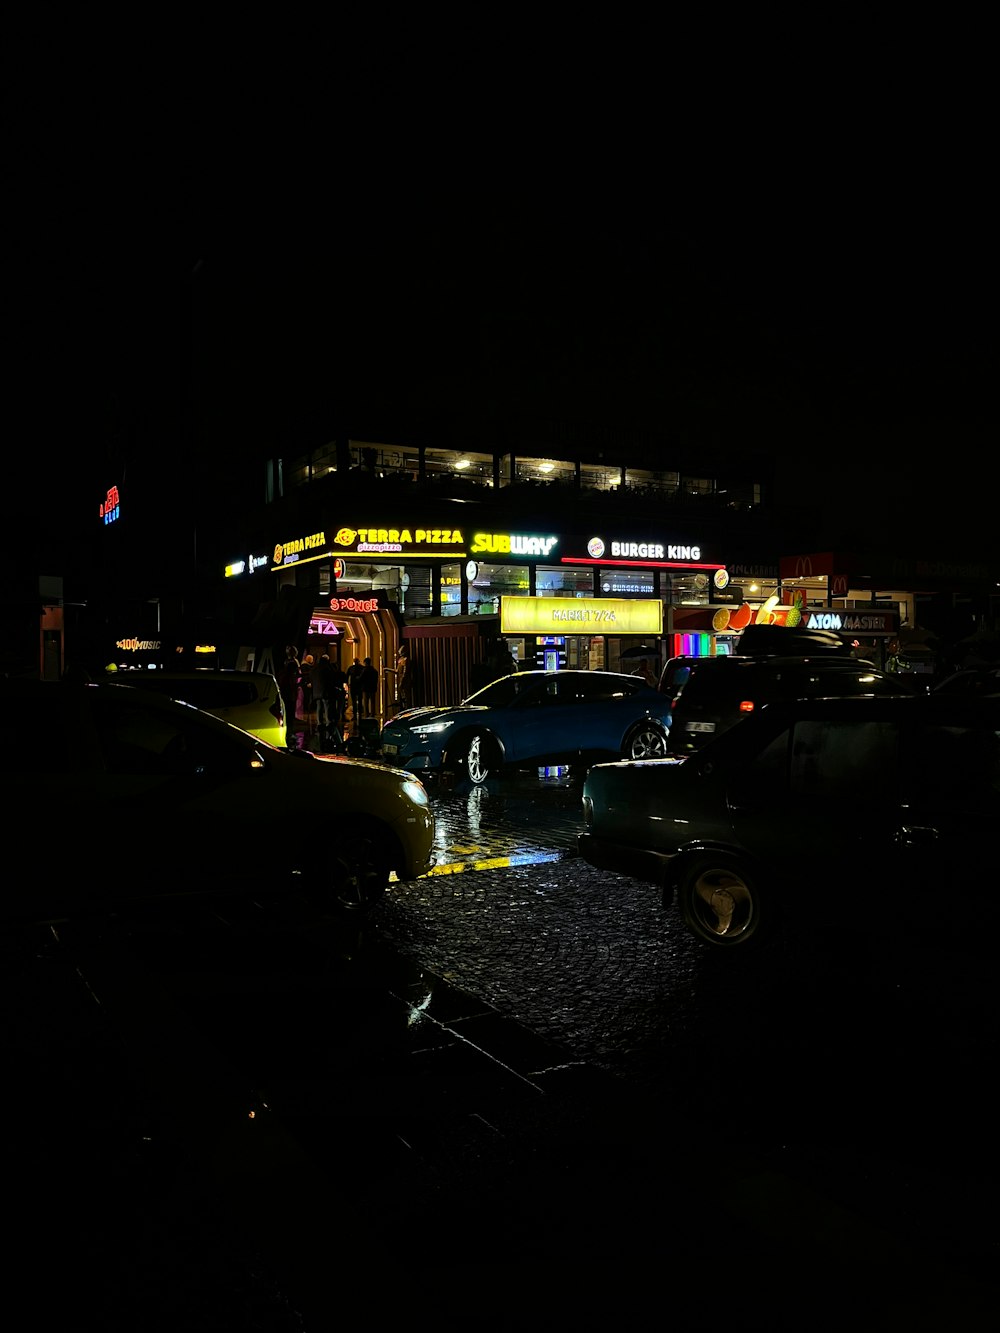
[619,467,679,497]
[511,455,575,488]
[535,566,594,597]
[425,448,493,487]
[468,561,530,615]
[665,571,712,605]
[440,562,462,616]
[598,567,655,596]
[404,565,432,618]
[578,462,622,492]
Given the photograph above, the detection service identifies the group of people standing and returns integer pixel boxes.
[276,645,379,752]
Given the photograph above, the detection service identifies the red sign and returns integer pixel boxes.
[779,552,836,579]
[100,484,121,524]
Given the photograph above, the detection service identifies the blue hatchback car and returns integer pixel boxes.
[378,669,672,784]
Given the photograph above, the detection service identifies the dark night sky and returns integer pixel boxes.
[11,21,996,561]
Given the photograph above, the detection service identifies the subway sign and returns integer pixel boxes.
[501,597,663,635]
[470,532,558,557]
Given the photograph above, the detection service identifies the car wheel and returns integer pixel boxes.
[327,824,393,913]
[675,855,767,948]
[623,721,669,760]
[462,730,496,785]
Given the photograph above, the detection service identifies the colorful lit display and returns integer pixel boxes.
[100,485,121,525]
[470,532,558,557]
[501,596,662,636]
[272,531,331,569]
[332,526,465,556]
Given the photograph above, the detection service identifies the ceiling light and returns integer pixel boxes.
[538,463,554,473]
[455,459,471,470]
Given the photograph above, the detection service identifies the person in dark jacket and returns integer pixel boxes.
[360,656,379,717]
[311,651,341,752]
[276,645,301,749]
[328,656,348,734]
[346,658,366,724]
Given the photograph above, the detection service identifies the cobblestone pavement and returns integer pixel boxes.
[376,770,1000,1316]
[6,768,998,1327]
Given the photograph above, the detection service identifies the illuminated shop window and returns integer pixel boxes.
[440,562,462,616]
[511,455,575,487]
[425,448,493,486]
[536,566,594,596]
[598,567,655,596]
[578,463,623,492]
[469,561,529,615]
[620,468,680,497]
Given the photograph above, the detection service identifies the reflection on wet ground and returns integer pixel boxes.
[422,767,585,876]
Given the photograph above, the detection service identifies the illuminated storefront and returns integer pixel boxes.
[222,514,771,703]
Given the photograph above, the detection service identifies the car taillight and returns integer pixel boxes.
[738,699,755,713]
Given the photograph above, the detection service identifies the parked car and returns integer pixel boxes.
[659,653,914,755]
[114,667,287,748]
[378,669,672,784]
[579,693,1000,951]
[7,679,435,924]
[932,665,1000,698]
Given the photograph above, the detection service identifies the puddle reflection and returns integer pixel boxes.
[423,768,584,877]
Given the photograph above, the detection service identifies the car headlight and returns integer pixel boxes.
[402,779,430,806]
[411,719,455,736]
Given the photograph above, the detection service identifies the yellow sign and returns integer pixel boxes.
[501,597,663,635]
[470,532,558,556]
[272,531,331,570]
[333,526,464,553]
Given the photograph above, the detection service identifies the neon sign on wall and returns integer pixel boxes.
[332,526,465,556]
[330,596,378,613]
[272,531,330,569]
[309,618,342,636]
[100,485,121,525]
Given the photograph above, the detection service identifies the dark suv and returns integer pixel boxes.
[580,691,1000,951]
[660,653,914,755]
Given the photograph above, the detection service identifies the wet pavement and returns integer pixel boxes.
[5,766,999,1328]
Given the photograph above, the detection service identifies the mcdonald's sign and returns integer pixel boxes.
[780,552,836,579]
